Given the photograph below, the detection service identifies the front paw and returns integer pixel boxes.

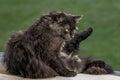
[87,60,105,68]
[87,27,93,34]
[63,71,77,77]
[85,66,107,74]
[75,27,93,42]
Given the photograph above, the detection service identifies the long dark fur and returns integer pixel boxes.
[3,11,113,78]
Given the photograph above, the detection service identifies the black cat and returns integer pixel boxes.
[3,11,113,78]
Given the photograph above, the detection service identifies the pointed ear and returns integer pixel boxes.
[49,11,66,18]
[48,12,58,21]
[48,11,66,22]
[72,15,83,22]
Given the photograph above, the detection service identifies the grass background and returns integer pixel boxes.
[0,0,120,70]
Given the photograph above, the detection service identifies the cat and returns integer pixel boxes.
[3,11,113,78]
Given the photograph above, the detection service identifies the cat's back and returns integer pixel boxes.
[8,30,24,43]
[5,30,25,52]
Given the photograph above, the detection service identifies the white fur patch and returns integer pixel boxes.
[73,55,82,62]
[60,52,68,57]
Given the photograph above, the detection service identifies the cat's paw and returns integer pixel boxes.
[85,66,107,74]
[87,60,105,68]
[67,71,77,77]
[87,27,93,34]
[63,71,77,77]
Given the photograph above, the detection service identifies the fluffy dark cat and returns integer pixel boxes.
[3,11,113,78]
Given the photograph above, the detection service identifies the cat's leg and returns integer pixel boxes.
[45,37,77,77]
[25,57,59,78]
[47,56,77,77]
[59,53,85,73]
[82,57,113,74]
[63,27,93,54]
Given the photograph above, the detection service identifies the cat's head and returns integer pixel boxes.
[42,11,82,40]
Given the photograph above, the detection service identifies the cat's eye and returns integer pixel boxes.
[65,29,69,32]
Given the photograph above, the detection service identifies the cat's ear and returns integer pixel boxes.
[72,15,83,22]
[49,11,66,22]
[49,11,66,17]
[49,12,58,21]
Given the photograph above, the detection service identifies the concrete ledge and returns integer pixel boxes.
[0,52,120,80]
[0,72,120,80]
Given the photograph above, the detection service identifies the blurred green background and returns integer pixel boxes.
[0,0,120,70]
